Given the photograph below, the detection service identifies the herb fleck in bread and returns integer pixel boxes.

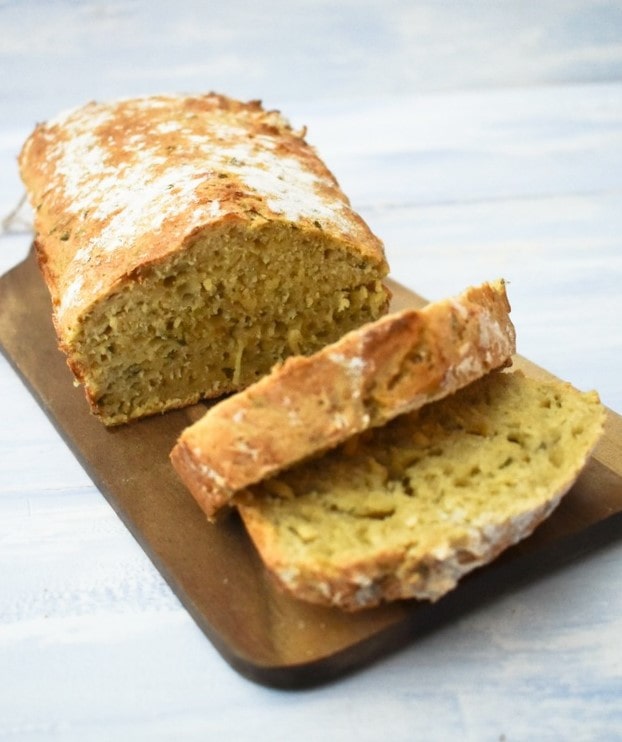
[170,279,516,520]
[18,93,389,425]
[237,371,605,611]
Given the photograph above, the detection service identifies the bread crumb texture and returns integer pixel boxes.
[171,279,516,520]
[19,93,389,424]
[238,371,605,611]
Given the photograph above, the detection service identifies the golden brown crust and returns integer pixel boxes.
[170,279,516,520]
[18,93,390,424]
[19,92,388,338]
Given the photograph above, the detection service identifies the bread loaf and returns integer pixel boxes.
[237,371,605,611]
[170,280,516,520]
[18,93,390,425]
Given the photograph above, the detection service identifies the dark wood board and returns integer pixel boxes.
[1,251,621,688]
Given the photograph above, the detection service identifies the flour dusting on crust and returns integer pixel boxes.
[22,94,372,329]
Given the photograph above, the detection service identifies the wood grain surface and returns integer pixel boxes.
[2,252,620,688]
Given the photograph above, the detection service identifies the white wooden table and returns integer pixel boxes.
[1,2,621,739]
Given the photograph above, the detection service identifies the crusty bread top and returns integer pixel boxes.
[18,93,387,336]
[171,279,516,520]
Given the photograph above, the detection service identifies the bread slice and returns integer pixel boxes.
[237,371,605,611]
[18,93,389,425]
[170,279,516,520]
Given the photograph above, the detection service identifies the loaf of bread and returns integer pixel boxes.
[237,371,605,611]
[170,279,516,520]
[18,93,390,425]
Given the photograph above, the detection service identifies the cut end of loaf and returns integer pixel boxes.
[238,371,605,611]
[64,219,389,425]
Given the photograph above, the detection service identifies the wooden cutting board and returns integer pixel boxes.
[1,251,621,688]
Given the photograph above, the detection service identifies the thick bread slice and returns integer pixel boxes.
[171,279,516,520]
[18,93,389,425]
[237,371,605,611]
